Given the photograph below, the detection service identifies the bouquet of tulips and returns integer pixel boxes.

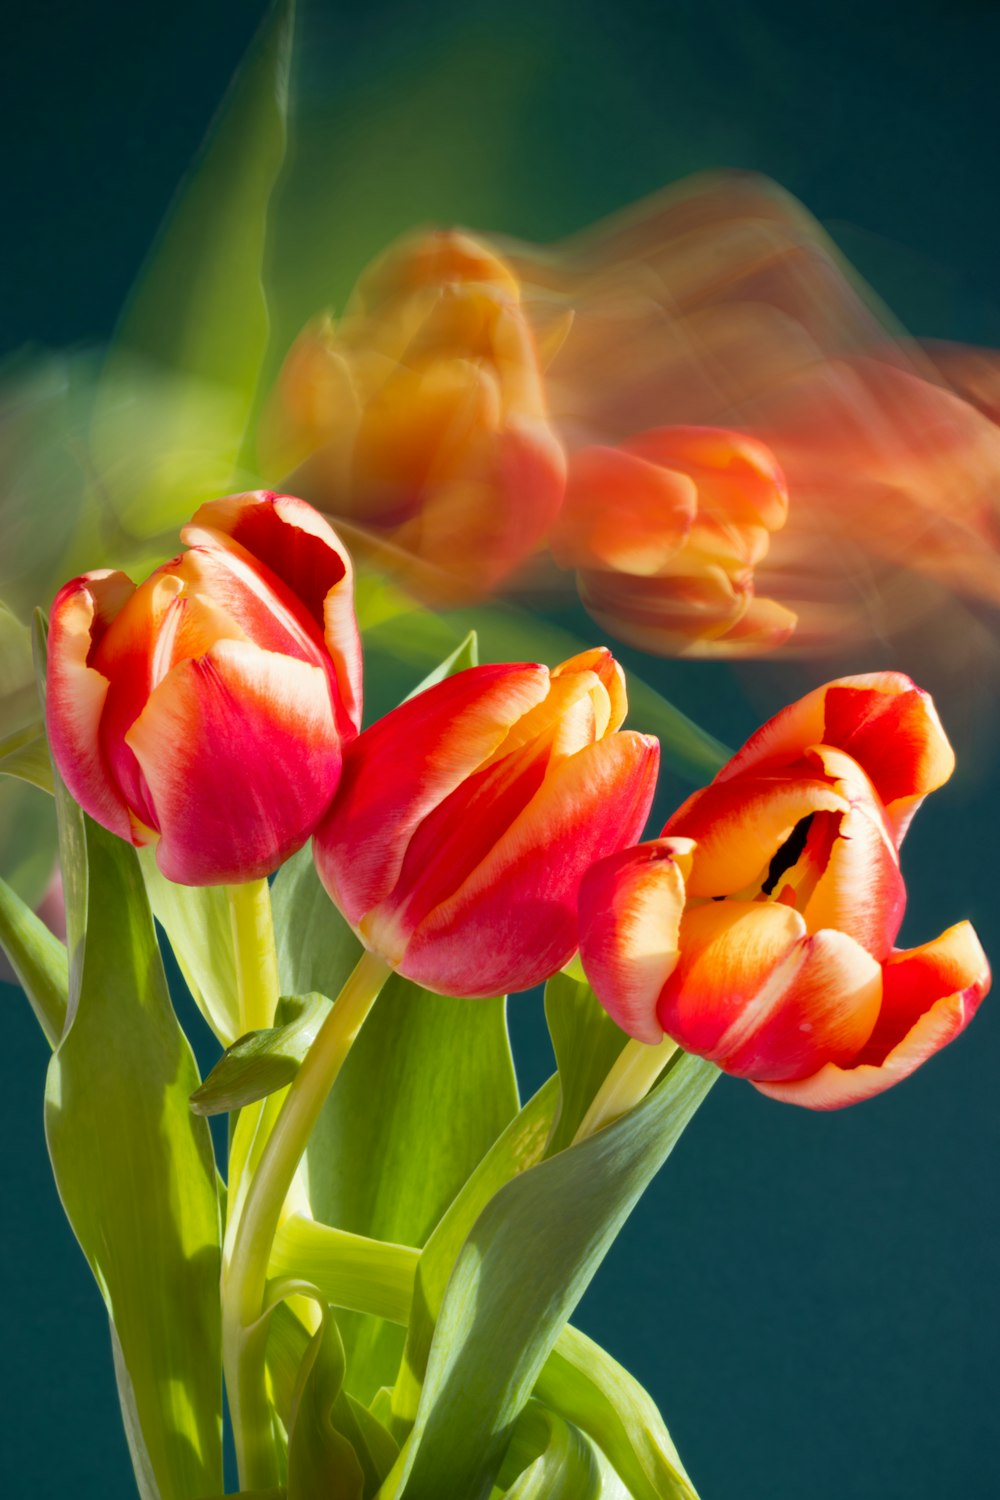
[0,485,986,1500]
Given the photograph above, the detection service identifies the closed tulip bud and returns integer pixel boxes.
[313,648,659,997]
[579,673,989,1108]
[46,492,362,886]
[259,229,566,601]
[551,426,796,657]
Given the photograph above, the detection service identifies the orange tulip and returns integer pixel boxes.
[259,229,566,601]
[579,674,989,1108]
[313,648,658,998]
[550,425,795,656]
[46,492,362,886]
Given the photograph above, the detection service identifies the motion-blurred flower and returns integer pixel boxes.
[259,230,566,601]
[550,425,795,656]
[579,673,990,1107]
[46,491,362,885]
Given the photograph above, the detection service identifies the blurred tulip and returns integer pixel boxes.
[313,648,658,997]
[259,230,566,601]
[579,673,989,1107]
[551,425,795,656]
[46,491,362,886]
[503,172,1000,655]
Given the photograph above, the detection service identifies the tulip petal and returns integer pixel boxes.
[657,902,882,1080]
[314,664,550,924]
[579,838,694,1043]
[799,746,906,958]
[754,922,989,1110]
[126,640,341,886]
[554,445,696,574]
[397,731,660,998]
[663,771,846,898]
[46,571,136,841]
[718,672,954,842]
[184,491,362,739]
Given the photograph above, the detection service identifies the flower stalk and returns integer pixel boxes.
[222,947,392,1489]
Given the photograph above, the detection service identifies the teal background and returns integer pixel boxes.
[3,1,998,1495]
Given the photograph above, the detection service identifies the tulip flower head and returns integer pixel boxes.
[551,426,796,657]
[314,648,659,998]
[260,229,566,601]
[579,674,990,1107]
[46,492,362,886]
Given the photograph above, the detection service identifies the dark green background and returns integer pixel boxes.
[3,1,998,1495]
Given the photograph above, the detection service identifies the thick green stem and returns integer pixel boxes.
[223,948,391,1490]
[572,1034,679,1144]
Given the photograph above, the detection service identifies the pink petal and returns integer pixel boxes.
[314,664,550,925]
[127,640,341,885]
[46,571,135,841]
[395,731,660,997]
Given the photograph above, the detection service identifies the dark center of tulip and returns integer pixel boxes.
[761,814,814,897]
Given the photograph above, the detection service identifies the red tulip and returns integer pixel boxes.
[46,492,362,886]
[313,648,659,997]
[579,674,989,1108]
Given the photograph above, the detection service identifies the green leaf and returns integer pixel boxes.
[270,1217,418,1328]
[191,992,331,1115]
[401,629,478,700]
[0,719,52,792]
[543,970,630,1157]
[45,809,223,1498]
[391,1052,718,1500]
[89,0,293,538]
[499,1402,603,1499]
[286,1313,365,1500]
[139,847,241,1045]
[0,872,67,1048]
[534,1326,698,1500]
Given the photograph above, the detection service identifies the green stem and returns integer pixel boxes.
[223,947,392,1490]
[227,879,280,1035]
[572,1034,679,1144]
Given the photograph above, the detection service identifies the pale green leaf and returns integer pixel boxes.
[286,1313,365,1500]
[534,1326,698,1500]
[191,993,331,1115]
[391,1053,718,1500]
[543,970,630,1157]
[0,720,53,792]
[500,1402,602,1499]
[270,1217,418,1329]
[0,871,67,1048]
[139,847,241,1045]
[45,811,224,1499]
[89,1,293,538]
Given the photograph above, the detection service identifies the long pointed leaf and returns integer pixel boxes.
[392,1053,717,1500]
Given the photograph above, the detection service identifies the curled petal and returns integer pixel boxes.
[314,665,550,924]
[718,672,954,842]
[799,746,906,958]
[664,771,846,898]
[394,731,660,998]
[127,641,341,886]
[579,837,695,1043]
[658,902,882,1080]
[46,571,135,841]
[623,426,790,532]
[184,491,362,740]
[754,922,989,1110]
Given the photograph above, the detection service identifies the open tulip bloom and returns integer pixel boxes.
[1,484,989,1500]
